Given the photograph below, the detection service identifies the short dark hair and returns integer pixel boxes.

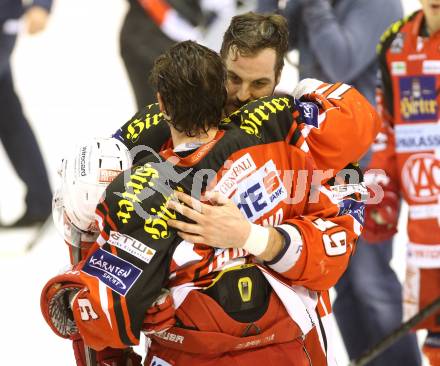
[220,12,288,78]
[150,41,227,137]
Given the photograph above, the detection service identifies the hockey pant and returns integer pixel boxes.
[144,289,327,365]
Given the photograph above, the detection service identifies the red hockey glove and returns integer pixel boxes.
[41,266,83,339]
[72,334,143,366]
[143,289,176,335]
[363,190,399,243]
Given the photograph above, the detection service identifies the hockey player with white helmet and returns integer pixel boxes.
[51,137,142,366]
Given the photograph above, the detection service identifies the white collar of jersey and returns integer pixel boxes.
[173,142,205,153]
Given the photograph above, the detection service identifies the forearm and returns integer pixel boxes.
[30,0,52,12]
[302,0,401,81]
[256,227,285,262]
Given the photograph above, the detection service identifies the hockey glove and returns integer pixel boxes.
[41,267,83,339]
[363,190,399,243]
[143,289,176,335]
[71,334,143,366]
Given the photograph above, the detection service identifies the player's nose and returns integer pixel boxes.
[236,85,251,104]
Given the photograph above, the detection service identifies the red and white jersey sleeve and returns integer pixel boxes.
[294,81,382,173]
[268,182,362,291]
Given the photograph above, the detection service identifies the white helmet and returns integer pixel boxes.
[53,137,132,235]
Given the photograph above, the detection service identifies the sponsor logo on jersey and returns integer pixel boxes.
[395,123,440,152]
[391,61,406,76]
[108,231,156,263]
[223,97,291,137]
[331,183,367,226]
[124,104,163,142]
[116,163,159,224]
[399,76,438,122]
[298,101,319,128]
[423,60,440,74]
[154,331,185,344]
[214,153,257,197]
[401,153,440,203]
[330,183,368,202]
[143,192,177,239]
[150,356,173,366]
[79,146,88,177]
[99,169,121,183]
[232,160,287,222]
[235,334,275,350]
[407,53,427,61]
[82,248,142,296]
[407,243,440,268]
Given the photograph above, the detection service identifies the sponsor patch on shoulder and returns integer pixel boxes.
[82,248,142,296]
[298,101,319,128]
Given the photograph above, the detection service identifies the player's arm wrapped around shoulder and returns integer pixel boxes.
[112,103,171,164]
[267,170,366,291]
[292,79,381,173]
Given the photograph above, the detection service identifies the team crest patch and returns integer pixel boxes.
[82,248,142,296]
[399,76,438,122]
[297,101,319,128]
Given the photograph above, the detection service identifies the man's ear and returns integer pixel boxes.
[157,92,171,121]
[275,68,282,87]
[157,92,165,113]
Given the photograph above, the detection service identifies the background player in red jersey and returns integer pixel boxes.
[364,1,440,364]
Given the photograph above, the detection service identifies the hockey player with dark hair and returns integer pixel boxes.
[41,40,379,365]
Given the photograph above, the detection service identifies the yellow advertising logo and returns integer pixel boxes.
[116,163,159,224]
[143,193,177,239]
[223,97,291,137]
[400,97,437,120]
[125,104,163,142]
[238,277,253,303]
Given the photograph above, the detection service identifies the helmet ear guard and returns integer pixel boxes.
[53,137,132,236]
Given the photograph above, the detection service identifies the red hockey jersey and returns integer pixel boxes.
[114,81,380,175]
[369,11,440,258]
[67,91,371,351]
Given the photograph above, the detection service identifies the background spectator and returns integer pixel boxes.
[0,0,53,227]
[120,0,236,109]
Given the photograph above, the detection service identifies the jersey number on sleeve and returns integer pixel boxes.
[312,218,347,256]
